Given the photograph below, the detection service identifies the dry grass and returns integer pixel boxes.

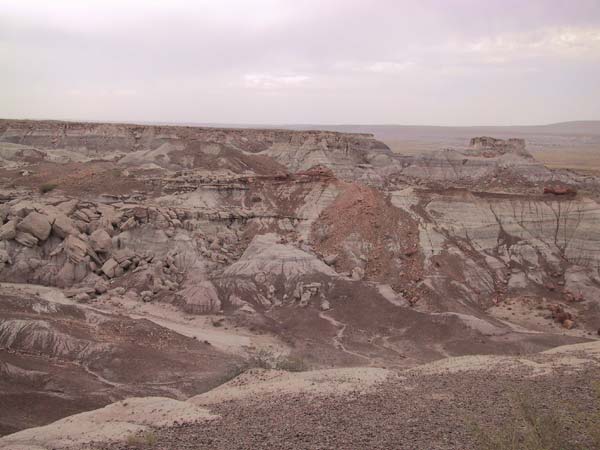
[473,382,600,450]
[217,349,309,386]
[126,430,157,447]
[39,182,58,193]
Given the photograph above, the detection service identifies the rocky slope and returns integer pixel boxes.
[1,340,598,450]
[1,119,599,441]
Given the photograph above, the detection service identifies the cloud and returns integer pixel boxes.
[363,61,417,74]
[0,1,599,125]
[464,27,600,60]
[242,73,310,90]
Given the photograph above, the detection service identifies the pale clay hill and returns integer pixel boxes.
[0,119,598,449]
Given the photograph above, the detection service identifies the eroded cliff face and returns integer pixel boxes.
[1,120,599,433]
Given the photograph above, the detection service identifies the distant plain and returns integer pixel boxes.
[283,121,600,174]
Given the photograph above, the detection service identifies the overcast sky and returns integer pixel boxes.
[1,0,600,126]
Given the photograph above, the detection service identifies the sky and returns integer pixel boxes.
[1,0,600,126]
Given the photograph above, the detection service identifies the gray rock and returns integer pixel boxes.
[56,262,76,288]
[324,254,338,265]
[0,220,17,241]
[112,287,126,295]
[56,199,78,215]
[0,248,12,269]
[94,279,109,294]
[72,210,90,222]
[351,267,365,281]
[120,217,136,231]
[0,205,8,222]
[14,231,38,247]
[75,292,91,303]
[52,213,78,238]
[64,235,88,264]
[101,258,119,278]
[113,248,135,264]
[90,229,112,253]
[17,212,51,241]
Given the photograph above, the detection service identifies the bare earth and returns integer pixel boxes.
[0,119,599,449]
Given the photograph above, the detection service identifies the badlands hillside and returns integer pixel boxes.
[0,119,599,449]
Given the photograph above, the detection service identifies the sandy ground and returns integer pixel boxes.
[0,397,217,450]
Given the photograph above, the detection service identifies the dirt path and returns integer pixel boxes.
[318,311,372,363]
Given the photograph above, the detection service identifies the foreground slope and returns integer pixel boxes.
[1,340,598,450]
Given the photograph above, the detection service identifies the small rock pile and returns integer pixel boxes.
[548,304,575,329]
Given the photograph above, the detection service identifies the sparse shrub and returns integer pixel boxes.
[39,183,58,194]
[217,362,251,385]
[247,348,276,369]
[126,430,157,447]
[274,355,309,372]
[248,349,309,372]
[214,350,309,387]
[473,384,600,450]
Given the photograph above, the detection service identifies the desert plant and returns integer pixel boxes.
[126,430,157,447]
[39,182,58,194]
[247,348,276,369]
[274,355,309,372]
[214,350,309,387]
[473,384,600,450]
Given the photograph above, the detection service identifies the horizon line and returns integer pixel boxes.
[1,116,599,130]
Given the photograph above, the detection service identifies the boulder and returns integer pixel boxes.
[0,248,11,269]
[113,248,135,264]
[14,231,38,247]
[17,211,51,240]
[73,219,88,233]
[0,205,8,222]
[351,266,365,281]
[0,220,17,241]
[75,292,91,303]
[101,258,119,278]
[56,262,77,287]
[94,279,109,294]
[9,201,36,218]
[324,254,337,265]
[56,199,78,215]
[120,217,137,231]
[52,213,78,238]
[73,210,90,223]
[90,229,112,253]
[64,235,88,263]
[112,287,126,295]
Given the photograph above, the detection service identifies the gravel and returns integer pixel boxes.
[96,365,599,450]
